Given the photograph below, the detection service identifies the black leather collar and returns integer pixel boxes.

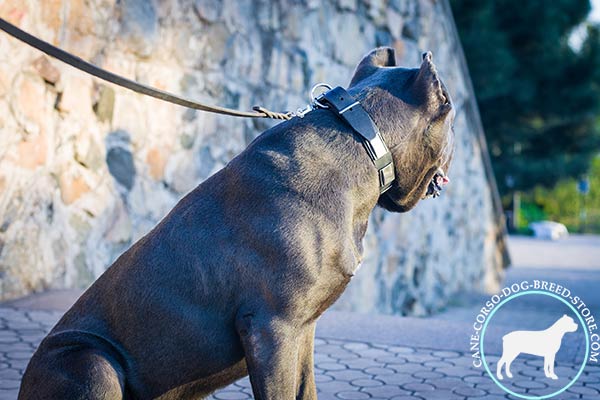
[317,87,395,194]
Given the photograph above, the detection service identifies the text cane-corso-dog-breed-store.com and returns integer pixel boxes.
[19,47,455,400]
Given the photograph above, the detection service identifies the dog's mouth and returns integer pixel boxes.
[423,168,449,199]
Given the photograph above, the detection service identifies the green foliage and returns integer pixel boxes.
[518,156,600,232]
[451,0,600,194]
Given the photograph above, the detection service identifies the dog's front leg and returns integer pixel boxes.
[236,312,299,399]
[295,323,317,400]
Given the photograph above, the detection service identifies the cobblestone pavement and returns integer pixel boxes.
[1,307,599,400]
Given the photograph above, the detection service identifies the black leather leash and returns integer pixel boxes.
[317,87,395,194]
[0,18,291,120]
[0,18,399,193]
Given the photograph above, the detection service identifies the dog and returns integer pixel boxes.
[496,314,578,380]
[19,47,455,400]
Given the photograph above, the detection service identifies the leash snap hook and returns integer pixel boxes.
[310,83,332,109]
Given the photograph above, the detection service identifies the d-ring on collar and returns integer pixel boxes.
[317,87,395,194]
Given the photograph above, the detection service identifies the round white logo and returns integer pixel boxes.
[470,280,598,399]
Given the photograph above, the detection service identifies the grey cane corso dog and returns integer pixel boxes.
[19,47,454,400]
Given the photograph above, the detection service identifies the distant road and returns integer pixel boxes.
[509,234,600,270]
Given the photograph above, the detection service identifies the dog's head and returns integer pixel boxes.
[559,314,578,333]
[348,47,455,212]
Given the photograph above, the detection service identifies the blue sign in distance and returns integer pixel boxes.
[578,178,590,195]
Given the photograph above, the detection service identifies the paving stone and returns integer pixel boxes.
[327,369,366,382]
[369,344,390,350]
[436,365,480,378]
[389,395,425,400]
[387,362,430,374]
[403,353,438,363]
[387,346,416,354]
[359,348,391,359]
[364,366,396,376]
[334,351,361,361]
[0,311,28,321]
[6,351,34,360]
[400,382,436,392]
[19,334,44,343]
[425,377,464,390]
[474,381,507,395]
[452,354,481,366]
[0,343,32,352]
[343,358,383,370]
[316,380,356,393]
[314,393,338,400]
[577,373,600,383]
[0,379,19,390]
[424,359,455,368]
[0,389,20,400]
[350,378,384,388]
[316,373,335,383]
[232,377,251,388]
[342,342,370,351]
[566,384,600,396]
[431,350,462,359]
[417,390,464,399]
[318,362,349,371]
[335,391,370,399]
[463,374,492,384]
[316,344,345,355]
[381,356,408,365]
[0,369,22,380]
[411,370,445,380]
[5,322,41,331]
[376,373,418,386]
[360,385,410,398]
[554,365,578,377]
[212,390,250,400]
[375,355,409,364]
[315,353,338,364]
[452,386,488,397]
[8,359,29,370]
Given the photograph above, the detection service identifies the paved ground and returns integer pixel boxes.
[1,235,600,399]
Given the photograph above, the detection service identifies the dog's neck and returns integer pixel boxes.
[247,110,383,268]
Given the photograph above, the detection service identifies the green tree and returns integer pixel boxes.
[451,0,600,194]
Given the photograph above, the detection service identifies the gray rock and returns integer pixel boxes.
[119,0,158,58]
[193,0,221,23]
[105,131,135,192]
[93,85,115,123]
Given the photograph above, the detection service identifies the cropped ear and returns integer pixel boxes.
[349,47,397,86]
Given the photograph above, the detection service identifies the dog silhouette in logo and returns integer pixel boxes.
[496,314,578,380]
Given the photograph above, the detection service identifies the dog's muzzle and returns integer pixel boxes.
[424,168,449,199]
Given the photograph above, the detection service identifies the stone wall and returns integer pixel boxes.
[0,0,508,315]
